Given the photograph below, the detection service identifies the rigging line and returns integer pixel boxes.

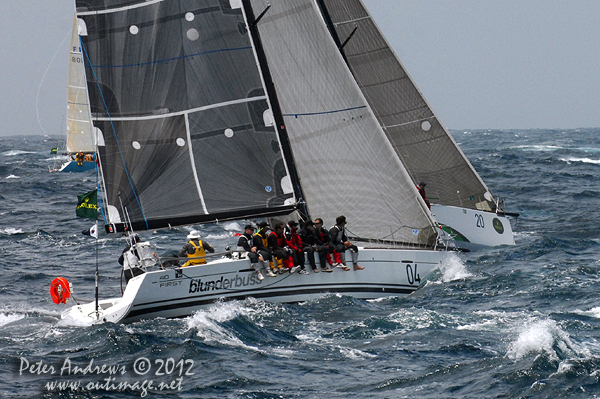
[36,27,71,137]
[282,105,366,118]
[80,40,149,230]
[93,46,252,69]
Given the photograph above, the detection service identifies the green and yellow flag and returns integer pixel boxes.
[76,189,98,219]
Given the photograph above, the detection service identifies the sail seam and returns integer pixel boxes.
[77,0,165,16]
[185,113,208,215]
[92,46,252,69]
[92,96,267,121]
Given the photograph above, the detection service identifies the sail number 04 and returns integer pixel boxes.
[406,264,421,285]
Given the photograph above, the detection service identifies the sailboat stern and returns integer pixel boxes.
[61,275,146,325]
[432,204,515,249]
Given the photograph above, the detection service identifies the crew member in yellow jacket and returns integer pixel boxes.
[179,230,215,267]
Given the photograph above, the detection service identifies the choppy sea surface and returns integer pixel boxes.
[1,129,600,398]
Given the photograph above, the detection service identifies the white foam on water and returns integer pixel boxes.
[186,301,261,352]
[574,306,600,319]
[506,319,583,361]
[2,150,36,156]
[338,346,377,360]
[0,312,25,327]
[1,227,23,235]
[560,157,600,165]
[223,221,242,232]
[439,252,472,282]
[513,144,562,152]
[6,175,19,179]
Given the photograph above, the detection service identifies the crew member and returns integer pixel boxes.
[179,230,214,267]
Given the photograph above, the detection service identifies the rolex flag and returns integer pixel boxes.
[76,189,98,219]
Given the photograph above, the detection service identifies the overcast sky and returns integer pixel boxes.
[0,1,598,138]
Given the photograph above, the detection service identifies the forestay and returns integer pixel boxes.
[66,16,95,154]
[247,0,437,246]
[75,0,296,232]
[319,0,495,212]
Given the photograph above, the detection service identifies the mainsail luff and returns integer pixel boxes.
[240,0,310,221]
[76,0,297,233]
[248,0,437,246]
[66,16,95,154]
[319,0,496,212]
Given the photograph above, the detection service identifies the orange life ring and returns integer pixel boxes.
[50,277,71,304]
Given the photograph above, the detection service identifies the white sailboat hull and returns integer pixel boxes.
[61,248,446,324]
[432,204,515,250]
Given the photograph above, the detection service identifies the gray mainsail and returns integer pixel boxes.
[246,0,437,246]
[319,0,496,212]
[76,0,296,232]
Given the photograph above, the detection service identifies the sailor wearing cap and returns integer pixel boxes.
[179,230,215,267]
[237,224,275,279]
[328,215,364,271]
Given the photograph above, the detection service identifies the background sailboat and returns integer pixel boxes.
[50,16,96,173]
[316,0,517,249]
[60,0,446,324]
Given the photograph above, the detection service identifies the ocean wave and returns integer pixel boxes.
[1,227,23,235]
[513,144,562,152]
[2,150,37,156]
[506,319,584,361]
[0,312,25,327]
[5,174,19,179]
[560,157,600,165]
[440,252,473,282]
[185,301,262,352]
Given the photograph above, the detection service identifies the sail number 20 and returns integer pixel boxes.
[475,214,485,228]
[406,264,421,285]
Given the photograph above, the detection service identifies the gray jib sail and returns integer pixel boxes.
[319,0,495,212]
[76,0,295,232]
[248,0,437,246]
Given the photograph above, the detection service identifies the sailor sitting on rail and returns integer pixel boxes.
[179,230,214,267]
[237,224,275,280]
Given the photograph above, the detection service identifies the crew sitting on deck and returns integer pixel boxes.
[314,218,338,271]
[268,222,293,274]
[298,220,328,273]
[329,215,364,271]
[254,221,277,277]
[179,230,214,267]
[285,220,309,275]
[237,224,274,280]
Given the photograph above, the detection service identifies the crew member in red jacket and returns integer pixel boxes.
[267,222,294,273]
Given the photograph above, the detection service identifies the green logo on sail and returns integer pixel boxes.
[76,189,98,219]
